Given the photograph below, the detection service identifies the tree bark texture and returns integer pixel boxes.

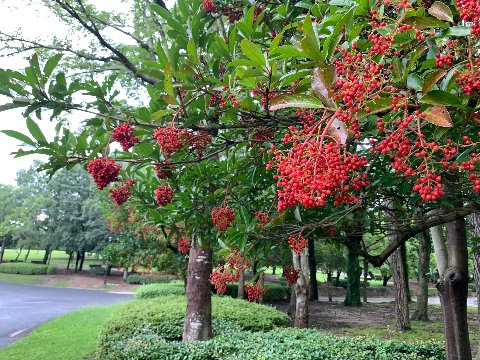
[437,218,472,360]
[307,238,319,301]
[344,246,362,306]
[182,238,213,341]
[386,200,410,331]
[327,271,333,302]
[467,213,480,315]
[292,247,309,328]
[75,251,81,273]
[400,243,411,302]
[391,244,411,330]
[412,231,431,321]
[78,250,86,271]
[24,247,31,263]
[363,259,368,303]
[237,269,245,300]
[66,252,73,270]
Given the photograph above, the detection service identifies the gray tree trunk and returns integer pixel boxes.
[412,231,430,321]
[344,246,361,306]
[468,213,480,315]
[182,238,213,341]
[0,237,6,263]
[386,199,410,331]
[437,218,472,360]
[363,258,368,303]
[292,247,309,328]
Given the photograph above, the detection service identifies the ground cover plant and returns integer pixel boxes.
[0,262,56,275]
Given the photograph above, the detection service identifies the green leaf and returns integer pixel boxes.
[43,54,63,78]
[26,117,47,143]
[187,38,199,66]
[445,26,471,37]
[269,94,327,111]
[420,90,462,107]
[1,130,36,146]
[402,16,448,30]
[164,63,177,104]
[0,102,29,112]
[240,39,266,68]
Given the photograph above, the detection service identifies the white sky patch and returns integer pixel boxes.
[0,0,175,184]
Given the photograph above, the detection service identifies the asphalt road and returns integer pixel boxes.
[0,282,133,348]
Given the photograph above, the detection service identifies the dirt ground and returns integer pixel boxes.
[42,269,138,292]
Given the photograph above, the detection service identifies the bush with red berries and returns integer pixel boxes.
[178,237,191,254]
[283,266,300,285]
[111,123,139,151]
[245,282,268,303]
[109,180,135,205]
[154,185,174,206]
[288,234,307,254]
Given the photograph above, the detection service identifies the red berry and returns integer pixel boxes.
[87,158,121,190]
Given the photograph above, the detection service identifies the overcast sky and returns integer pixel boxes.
[0,0,174,185]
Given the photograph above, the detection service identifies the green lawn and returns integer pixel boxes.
[2,249,102,269]
[0,273,43,284]
[0,305,126,360]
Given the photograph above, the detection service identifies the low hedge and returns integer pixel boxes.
[0,262,56,275]
[97,295,290,358]
[224,282,291,302]
[135,282,185,299]
[98,327,444,360]
[90,266,107,276]
[127,274,176,285]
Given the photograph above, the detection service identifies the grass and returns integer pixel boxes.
[0,304,126,360]
[0,273,43,284]
[2,249,102,269]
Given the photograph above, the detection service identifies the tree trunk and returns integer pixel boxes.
[437,217,472,360]
[78,250,86,271]
[327,271,333,302]
[363,258,368,303]
[14,248,22,262]
[400,243,411,302]
[292,247,309,328]
[0,237,6,263]
[386,199,410,331]
[412,231,431,321]
[307,238,318,301]
[468,213,480,315]
[182,238,213,341]
[123,268,128,281]
[288,285,297,318]
[335,270,341,285]
[42,246,50,265]
[272,266,276,275]
[24,247,31,262]
[74,251,81,273]
[344,246,361,306]
[382,275,391,287]
[66,252,73,270]
[237,269,245,300]
[392,244,411,330]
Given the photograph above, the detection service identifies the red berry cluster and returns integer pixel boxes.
[154,125,191,157]
[457,0,480,35]
[288,234,307,254]
[209,91,226,107]
[155,160,173,179]
[87,158,121,190]
[210,266,235,295]
[178,237,191,254]
[226,250,250,274]
[111,123,139,151]
[245,283,267,303]
[412,174,444,202]
[255,211,269,230]
[202,0,216,13]
[154,185,174,206]
[283,266,300,285]
[269,136,369,210]
[454,62,480,96]
[211,206,236,232]
[435,53,454,68]
[109,179,135,206]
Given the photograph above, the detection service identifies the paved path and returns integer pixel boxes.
[0,282,133,348]
[318,296,477,307]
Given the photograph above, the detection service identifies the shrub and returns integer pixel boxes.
[224,282,290,302]
[98,327,444,360]
[135,282,185,299]
[127,274,176,284]
[97,295,290,358]
[0,262,56,275]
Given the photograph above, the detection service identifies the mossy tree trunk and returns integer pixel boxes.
[183,237,213,341]
[344,243,362,307]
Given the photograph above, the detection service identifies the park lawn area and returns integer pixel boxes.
[2,249,102,269]
[0,304,126,360]
[0,272,44,284]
